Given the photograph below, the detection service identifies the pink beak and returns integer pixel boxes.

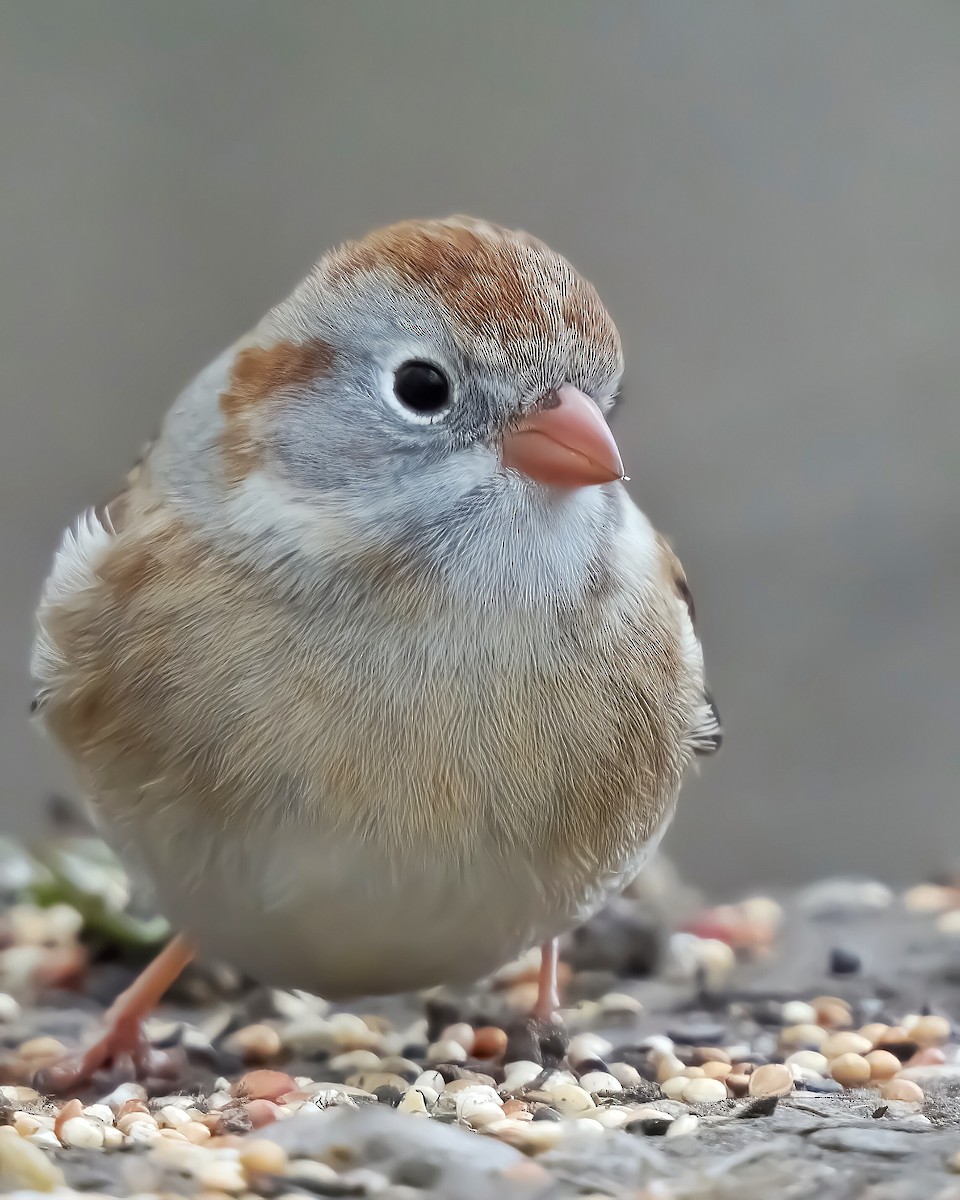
[501,383,624,488]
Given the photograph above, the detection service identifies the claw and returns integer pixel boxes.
[34,934,194,1095]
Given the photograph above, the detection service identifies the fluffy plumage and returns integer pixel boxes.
[32,216,719,998]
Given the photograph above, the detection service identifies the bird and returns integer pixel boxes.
[31,216,720,1089]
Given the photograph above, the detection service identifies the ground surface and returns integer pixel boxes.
[2,835,960,1198]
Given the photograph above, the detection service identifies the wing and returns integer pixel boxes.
[656,534,722,756]
[31,438,155,715]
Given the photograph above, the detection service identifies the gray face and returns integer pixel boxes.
[268,271,624,512]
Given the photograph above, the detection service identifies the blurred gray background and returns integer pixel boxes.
[2,1,958,889]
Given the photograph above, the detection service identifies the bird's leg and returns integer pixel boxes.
[37,934,194,1093]
[533,938,562,1023]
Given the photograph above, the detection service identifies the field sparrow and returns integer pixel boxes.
[32,217,720,1087]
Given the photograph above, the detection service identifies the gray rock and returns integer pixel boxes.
[796,878,893,917]
[258,1105,525,1195]
[539,1130,671,1191]
[808,1127,924,1158]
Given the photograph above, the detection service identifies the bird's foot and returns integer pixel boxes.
[34,933,194,1094]
[34,1016,181,1094]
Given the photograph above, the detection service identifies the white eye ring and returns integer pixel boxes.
[380,359,455,426]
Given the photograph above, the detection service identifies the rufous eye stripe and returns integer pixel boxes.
[218,339,336,484]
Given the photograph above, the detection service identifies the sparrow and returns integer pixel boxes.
[31,216,720,1088]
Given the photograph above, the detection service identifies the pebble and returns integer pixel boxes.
[592,1106,631,1128]
[501,1098,532,1118]
[600,1065,637,1092]
[908,1046,946,1067]
[598,991,643,1016]
[505,1119,565,1151]
[660,1077,688,1100]
[461,1100,507,1129]
[802,1077,844,1093]
[632,1105,675,1121]
[398,1087,428,1115]
[748,1064,794,1097]
[579,1071,623,1095]
[656,1054,687,1083]
[239,1138,289,1176]
[530,1069,576,1093]
[53,1097,83,1140]
[572,1117,605,1137]
[441,1022,476,1055]
[785,1050,829,1075]
[0,1128,66,1190]
[27,1129,61,1150]
[286,1160,340,1188]
[0,992,21,1023]
[865,1049,902,1081]
[196,1158,251,1193]
[813,997,853,1029]
[879,1078,925,1102]
[58,1116,105,1148]
[330,1048,383,1074]
[222,1022,283,1062]
[665,1113,700,1138]
[281,1014,335,1055]
[667,1020,726,1045]
[329,1011,383,1050]
[640,1033,676,1056]
[781,1001,818,1025]
[690,936,736,986]
[182,1121,212,1143]
[830,1053,871,1087]
[12,1112,41,1137]
[125,1118,162,1143]
[910,1015,951,1046]
[568,1032,614,1065]
[100,1081,148,1111]
[936,909,960,935]
[117,1109,157,1135]
[780,1023,827,1048]
[454,1084,502,1113]
[874,1026,918,1059]
[682,1076,727,1103]
[829,947,861,975]
[233,1069,297,1102]
[821,1032,872,1059]
[798,878,893,915]
[725,1073,750,1096]
[503,1060,543,1091]
[548,1083,596,1115]
[412,1067,445,1091]
[629,1115,673,1136]
[903,883,956,912]
[17,1035,66,1066]
[427,1037,468,1064]
[247,1097,282,1127]
[472,1025,508,1059]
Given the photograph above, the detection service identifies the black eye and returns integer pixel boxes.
[393,360,451,414]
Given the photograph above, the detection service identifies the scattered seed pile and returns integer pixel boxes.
[2,835,960,1198]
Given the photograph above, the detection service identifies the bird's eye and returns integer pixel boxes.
[393,361,451,415]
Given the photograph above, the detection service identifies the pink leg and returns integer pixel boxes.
[37,934,194,1093]
[533,938,561,1023]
